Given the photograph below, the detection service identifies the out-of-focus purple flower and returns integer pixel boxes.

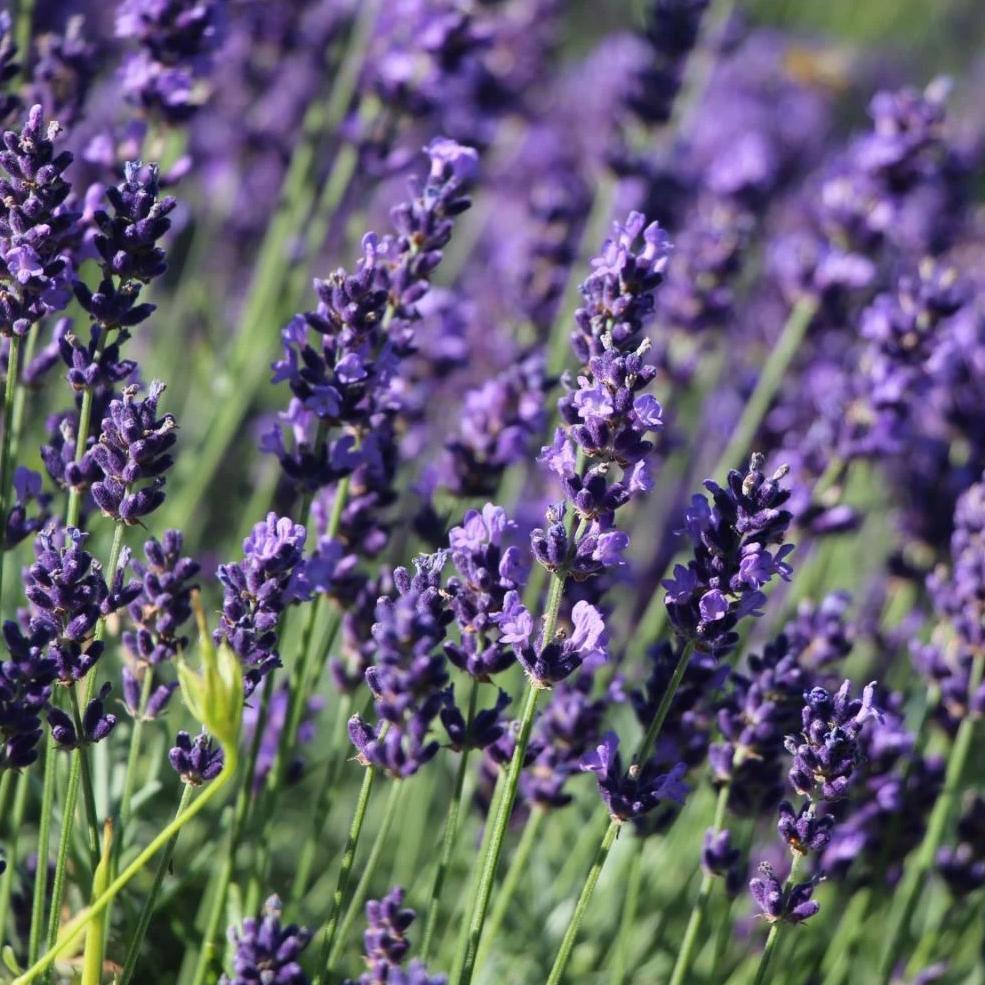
[937,796,985,896]
[222,894,310,985]
[441,354,548,497]
[0,105,77,336]
[117,0,226,122]
[582,732,688,822]
[90,382,177,524]
[4,467,50,549]
[169,729,224,786]
[0,14,21,129]
[244,682,324,793]
[26,18,97,130]
[702,828,741,880]
[216,513,308,697]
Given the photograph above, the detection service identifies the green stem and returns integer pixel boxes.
[14,750,236,985]
[0,332,22,606]
[474,806,546,975]
[715,296,817,474]
[43,721,84,985]
[0,769,28,938]
[81,820,112,985]
[752,854,805,985]
[15,0,34,69]
[8,321,39,465]
[544,640,696,984]
[421,677,481,961]
[544,820,621,985]
[453,682,542,985]
[328,779,405,969]
[69,686,100,861]
[28,735,56,964]
[637,642,694,763]
[120,669,155,827]
[668,783,731,985]
[118,784,195,985]
[877,650,985,982]
[609,836,644,985]
[0,770,9,826]
[312,763,380,985]
[66,383,98,528]
[291,689,354,900]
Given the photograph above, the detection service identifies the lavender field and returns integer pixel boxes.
[1,1,984,983]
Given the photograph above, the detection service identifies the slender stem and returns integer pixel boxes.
[291,689,354,900]
[0,332,23,605]
[9,321,38,464]
[545,819,621,985]
[0,770,9,826]
[637,642,694,763]
[545,639,696,983]
[328,779,404,969]
[0,769,28,937]
[15,0,34,69]
[877,650,985,982]
[28,735,56,964]
[421,678,481,961]
[668,783,731,985]
[312,763,381,985]
[118,784,195,985]
[43,727,84,985]
[69,686,100,861]
[66,383,98,528]
[752,854,804,985]
[715,296,817,474]
[120,669,155,827]
[610,837,644,985]
[474,806,546,974]
[453,682,542,985]
[14,750,236,985]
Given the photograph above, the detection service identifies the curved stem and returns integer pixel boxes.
[453,682,542,985]
[118,784,195,985]
[421,678,481,961]
[545,820,620,985]
[474,806,546,975]
[328,779,404,969]
[14,749,236,985]
[877,651,985,982]
[0,332,23,605]
[668,783,731,985]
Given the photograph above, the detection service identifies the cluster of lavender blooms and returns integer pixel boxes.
[5,6,985,985]
[115,0,225,122]
[342,887,445,985]
[750,681,879,924]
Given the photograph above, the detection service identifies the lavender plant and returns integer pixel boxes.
[1,6,985,985]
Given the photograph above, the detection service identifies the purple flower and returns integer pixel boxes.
[663,454,794,656]
[582,732,688,822]
[0,105,77,336]
[749,862,821,924]
[169,730,224,786]
[0,620,56,771]
[48,682,117,749]
[222,895,311,985]
[4,467,50,549]
[216,513,308,697]
[90,382,177,524]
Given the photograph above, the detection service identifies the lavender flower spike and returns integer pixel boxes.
[222,895,311,985]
